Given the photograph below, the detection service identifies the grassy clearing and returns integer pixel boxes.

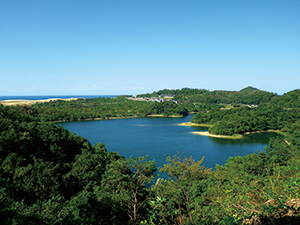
[223,104,234,109]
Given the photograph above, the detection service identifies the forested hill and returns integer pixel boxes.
[9,97,190,122]
[269,89,300,108]
[191,88,300,136]
[138,87,277,105]
[239,86,259,93]
[0,104,155,224]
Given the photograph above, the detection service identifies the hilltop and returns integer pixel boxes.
[239,86,260,93]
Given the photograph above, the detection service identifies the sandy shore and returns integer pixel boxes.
[192,129,284,139]
[192,131,243,139]
[179,122,212,127]
[0,98,78,106]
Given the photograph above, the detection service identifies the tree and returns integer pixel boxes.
[155,154,212,224]
[100,156,156,224]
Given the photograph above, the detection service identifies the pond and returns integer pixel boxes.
[56,115,282,169]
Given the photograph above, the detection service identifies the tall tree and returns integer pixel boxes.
[100,156,156,224]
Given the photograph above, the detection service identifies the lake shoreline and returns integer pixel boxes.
[192,131,243,139]
[57,114,279,169]
[192,130,285,139]
[0,99,185,121]
[178,122,213,127]
[181,122,285,139]
[53,114,185,123]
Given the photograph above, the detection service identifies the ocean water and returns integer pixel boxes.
[0,95,118,101]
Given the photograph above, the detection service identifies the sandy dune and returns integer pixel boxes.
[0,98,78,106]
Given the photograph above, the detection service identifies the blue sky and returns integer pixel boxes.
[1,0,299,95]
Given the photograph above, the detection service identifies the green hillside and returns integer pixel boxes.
[239,86,259,93]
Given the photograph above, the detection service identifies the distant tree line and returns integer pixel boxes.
[137,87,277,105]
[11,97,189,122]
[7,87,279,123]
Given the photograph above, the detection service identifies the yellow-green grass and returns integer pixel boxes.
[223,104,234,109]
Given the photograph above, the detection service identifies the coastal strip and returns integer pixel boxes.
[0,98,78,106]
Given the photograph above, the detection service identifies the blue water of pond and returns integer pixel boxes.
[56,115,282,169]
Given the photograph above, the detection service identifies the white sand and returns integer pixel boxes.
[0,98,78,106]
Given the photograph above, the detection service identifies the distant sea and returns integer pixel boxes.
[0,95,118,101]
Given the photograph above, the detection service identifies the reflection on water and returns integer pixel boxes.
[56,115,283,169]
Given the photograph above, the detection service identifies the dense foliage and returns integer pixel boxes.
[12,97,189,122]
[138,87,277,105]
[191,89,300,136]
[239,86,259,93]
[269,89,300,108]
[181,89,276,105]
[137,88,209,98]
[0,105,156,224]
[1,88,300,224]
[192,105,300,135]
